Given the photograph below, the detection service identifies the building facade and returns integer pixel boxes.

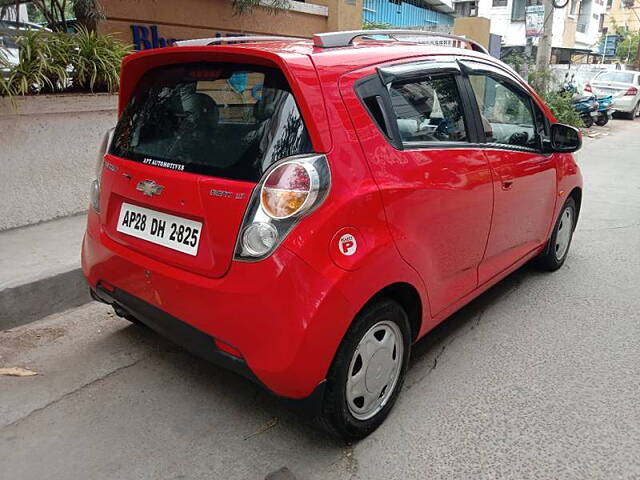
[453,0,607,60]
[97,0,364,50]
[95,0,459,51]
[362,0,454,28]
[604,0,640,32]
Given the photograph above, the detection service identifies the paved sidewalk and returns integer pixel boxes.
[0,214,89,330]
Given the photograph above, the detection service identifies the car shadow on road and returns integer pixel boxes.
[406,262,541,388]
[109,261,543,449]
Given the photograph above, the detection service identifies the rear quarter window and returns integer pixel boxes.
[110,62,312,182]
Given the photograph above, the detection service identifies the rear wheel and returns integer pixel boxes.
[595,113,609,126]
[535,197,577,271]
[582,115,594,128]
[627,101,640,120]
[318,299,411,441]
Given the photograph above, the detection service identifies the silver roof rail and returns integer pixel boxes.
[176,36,302,47]
[312,30,489,55]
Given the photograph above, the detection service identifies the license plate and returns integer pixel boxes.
[117,202,202,256]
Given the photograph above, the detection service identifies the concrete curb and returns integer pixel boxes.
[0,269,91,331]
[0,214,91,331]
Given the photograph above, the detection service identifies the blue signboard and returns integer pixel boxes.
[597,34,620,57]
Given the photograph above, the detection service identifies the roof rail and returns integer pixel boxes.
[312,30,489,55]
[176,36,302,47]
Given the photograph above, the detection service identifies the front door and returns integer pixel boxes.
[341,60,494,316]
[464,64,557,283]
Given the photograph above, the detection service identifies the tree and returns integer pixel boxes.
[609,18,640,64]
[231,0,290,15]
[0,0,103,31]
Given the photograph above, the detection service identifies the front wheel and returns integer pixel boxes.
[582,115,594,128]
[318,299,411,441]
[535,197,577,271]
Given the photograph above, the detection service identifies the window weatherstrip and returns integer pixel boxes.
[377,61,460,85]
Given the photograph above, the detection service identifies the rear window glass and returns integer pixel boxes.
[110,62,312,182]
[596,71,635,83]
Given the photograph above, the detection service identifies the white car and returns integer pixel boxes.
[0,21,49,74]
[585,70,640,120]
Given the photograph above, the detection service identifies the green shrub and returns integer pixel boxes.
[71,27,131,93]
[1,27,131,97]
[363,21,392,30]
[1,28,74,96]
[541,91,584,129]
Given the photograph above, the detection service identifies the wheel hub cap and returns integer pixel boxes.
[346,320,403,421]
[365,349,394,393]
[555,206,573,260]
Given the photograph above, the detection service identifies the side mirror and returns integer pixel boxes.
[547,123,582,153]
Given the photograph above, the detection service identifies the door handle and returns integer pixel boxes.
[502,180,514,190]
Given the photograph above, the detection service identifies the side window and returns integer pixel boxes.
[468,74,539,149]
[389,74,469,143]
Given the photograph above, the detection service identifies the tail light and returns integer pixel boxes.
[235,154,331,261]
[584,83,592,93]
[624,87,638,96]
[90,128,114,213]
[261,161,320,219]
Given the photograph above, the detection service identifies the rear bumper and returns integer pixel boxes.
[82,212,356,401]
[91,285,326,415]
[612,96,637,113]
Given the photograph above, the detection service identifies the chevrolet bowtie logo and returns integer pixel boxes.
[136,180,164,197]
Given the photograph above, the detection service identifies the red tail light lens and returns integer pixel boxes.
[261,161,319,219]
[584,83,592,93]
[624,87,638,96]
[235,154,330,261]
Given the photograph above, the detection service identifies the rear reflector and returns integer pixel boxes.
[214,339,243,358]
[99,280,115,292]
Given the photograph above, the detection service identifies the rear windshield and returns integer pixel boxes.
[110,62,312,182]
[596,71,635,84]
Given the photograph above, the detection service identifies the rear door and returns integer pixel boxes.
[340,59,494,316]
[461,61,557,283]
[101,61,314,278]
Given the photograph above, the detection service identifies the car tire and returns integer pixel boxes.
[595,114,608,126]
[627,101,640,120]
[317,299,411,441]
[535,197,577,271]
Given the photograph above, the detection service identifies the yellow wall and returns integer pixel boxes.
[604,0,640,32]
[98,0,363,49]
[563,16,577,48]
[453,16,491,49]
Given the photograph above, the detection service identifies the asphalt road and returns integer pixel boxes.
[1,119,640,480]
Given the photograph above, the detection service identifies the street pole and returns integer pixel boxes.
[535,0,555,92]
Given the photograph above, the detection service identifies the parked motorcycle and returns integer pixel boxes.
[561,73,600,128]
[593,94,615,126]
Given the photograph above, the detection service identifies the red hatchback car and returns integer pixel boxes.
[82,30,583,440]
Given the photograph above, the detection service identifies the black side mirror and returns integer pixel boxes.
[547,123,582,153]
